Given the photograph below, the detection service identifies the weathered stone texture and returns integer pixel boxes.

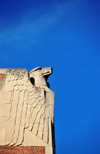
[0,146,45,154]
[0,67,55,154]
[0,74,5,80]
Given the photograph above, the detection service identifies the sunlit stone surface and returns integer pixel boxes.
[0,67,55,154]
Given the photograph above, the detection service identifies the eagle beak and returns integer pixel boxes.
[42,67,52,76]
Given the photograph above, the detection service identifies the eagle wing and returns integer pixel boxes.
[27,87,49,143]
[3,69,53,146]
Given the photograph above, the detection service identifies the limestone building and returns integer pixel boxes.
[0,67,55,154]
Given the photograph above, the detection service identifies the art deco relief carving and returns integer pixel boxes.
[0,67,55,148]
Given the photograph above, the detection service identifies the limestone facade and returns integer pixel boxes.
[0,67,55,154]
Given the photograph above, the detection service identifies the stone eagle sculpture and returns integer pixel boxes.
[0,67,55,146]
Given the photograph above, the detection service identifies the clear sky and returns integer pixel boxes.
[0,0,100,154]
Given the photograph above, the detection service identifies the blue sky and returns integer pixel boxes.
[0,0,100,154]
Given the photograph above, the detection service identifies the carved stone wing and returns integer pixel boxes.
[27,87,49,143]
[4,69,29,145]
[0,67,54,146]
